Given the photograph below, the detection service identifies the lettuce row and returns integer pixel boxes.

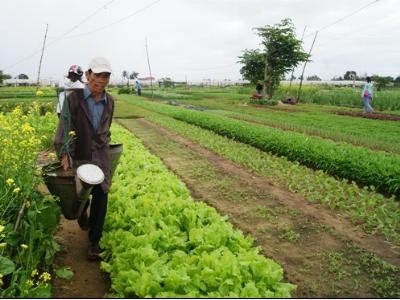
[101,125,295,298]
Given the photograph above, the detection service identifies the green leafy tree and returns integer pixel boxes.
[241,18,309,99]
[0,70,12,84]
[343,71,357,80]
[16,74,29,79]
[372,75,394,91]
[158,77,175,88]
[238,19,309,98]
[394,75,400,86]
[122,70,130,87]
[306,75,321,81]
[129,71,139,80]
[237,49,265,85]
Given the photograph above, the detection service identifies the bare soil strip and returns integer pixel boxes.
[117,117,399,298]
[50,212,110,297]
[334,110,400,121]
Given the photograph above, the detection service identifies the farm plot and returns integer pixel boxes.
[0,87,55,114]
[102,125,295,298]
[115,96,400,197]
[111,96,400,297]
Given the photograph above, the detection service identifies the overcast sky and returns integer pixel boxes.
[1,0,399,83]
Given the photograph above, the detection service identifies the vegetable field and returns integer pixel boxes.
[0,86,399,298]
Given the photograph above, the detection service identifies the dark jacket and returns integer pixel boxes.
[55,89,115,192]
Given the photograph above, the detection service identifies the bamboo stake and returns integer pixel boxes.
[145,37,154,98]
[296,31,318,102]
[36,24,48,91]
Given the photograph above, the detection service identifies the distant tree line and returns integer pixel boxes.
[0,70,30,84]
[331,71,400,90]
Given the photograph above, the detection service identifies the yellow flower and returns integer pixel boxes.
[45,112,52,117]
[36,90,44,97]
[6,178,14,186]
[0,225,4,233]
[21,123,34,134]
[31,269,38,277]
[39,272,51,282]
[68,131,76,137]
[13,187,21,194]
[20,244,28,250]
[26,279,34,287]
[47,152,57,160]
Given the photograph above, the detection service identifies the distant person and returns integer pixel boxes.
[57,65,84,118]
[135,79,142,96]
[361,76,374,113]
[256,81,263,96]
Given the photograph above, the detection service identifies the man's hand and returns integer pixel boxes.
[61,155,69,171]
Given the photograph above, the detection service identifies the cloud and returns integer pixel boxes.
[1,0,399,82]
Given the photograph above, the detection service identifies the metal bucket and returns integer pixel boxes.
[43,143,123,220]
[109,143,123,177]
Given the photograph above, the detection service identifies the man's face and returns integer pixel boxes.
[86,71,110,94]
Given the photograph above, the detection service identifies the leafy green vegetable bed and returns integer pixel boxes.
[101,125,295,298]
[209,108,400,154]
[121,97,400,197]
[142,113,400,243]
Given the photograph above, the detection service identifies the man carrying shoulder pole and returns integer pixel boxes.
[54,56,115,260]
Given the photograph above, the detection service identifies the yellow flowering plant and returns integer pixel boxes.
[0,97,61,297]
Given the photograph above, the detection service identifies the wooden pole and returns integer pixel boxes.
[145,37,154,98]
[296,31,318,102]
[288,25,307,92]
[36,24,48,91]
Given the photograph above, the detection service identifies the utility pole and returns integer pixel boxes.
[36,24,48,91]
[145,37,153,98]
[296,31,318,103]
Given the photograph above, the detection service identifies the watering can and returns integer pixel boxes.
[43,143,123,219]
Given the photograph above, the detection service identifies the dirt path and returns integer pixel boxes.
[117,117,400,298]
[51,215,110,297]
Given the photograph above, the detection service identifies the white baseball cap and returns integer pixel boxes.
[87,56,112,74]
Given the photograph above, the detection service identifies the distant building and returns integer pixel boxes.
[138,77,156,86]
[3,78,34,86]
[3,77,58,87]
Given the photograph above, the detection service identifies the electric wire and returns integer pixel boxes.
[53,0,162,39]
[2,0,122,71]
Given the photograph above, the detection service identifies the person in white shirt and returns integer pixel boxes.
[57,65,85,117]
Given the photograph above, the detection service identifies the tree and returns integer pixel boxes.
[237,49,265,85]
[306,75,321,81]
[121,70,130,87]
[255,18,309,98]
[0,70,12,84]
[394,75,400,86]
[16,74,29,79]
[158,77,175,88]
[371,75,394,91]
[129,71,139,80]
[343,71,357,80]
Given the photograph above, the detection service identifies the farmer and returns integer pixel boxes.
[55,56,114,260]
[361,76,374,113]
[256,81,263,97]
[56,65,85,118]
[135,79,142,96]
